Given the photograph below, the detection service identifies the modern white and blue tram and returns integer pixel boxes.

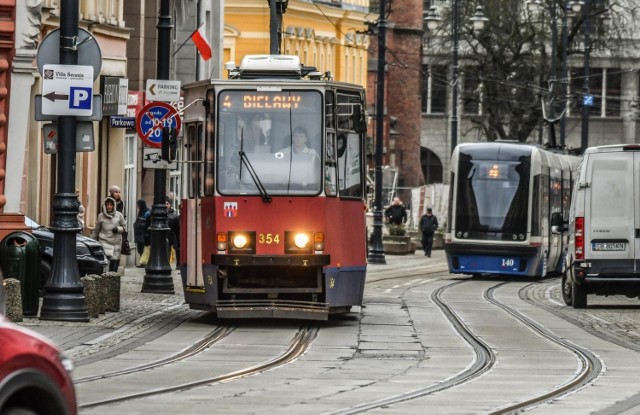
[444,141,580,278]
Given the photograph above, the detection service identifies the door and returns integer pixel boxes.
[124,132,137,266]
[585,152,635,268]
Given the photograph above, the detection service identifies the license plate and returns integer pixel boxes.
[592,242,625,251]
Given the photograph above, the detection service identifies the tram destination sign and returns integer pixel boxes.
[135,101,181,148]
[219,90,318,111]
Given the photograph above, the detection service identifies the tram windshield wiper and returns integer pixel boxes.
[238,150,272,202]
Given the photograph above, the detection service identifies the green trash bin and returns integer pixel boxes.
[0,231,41,317]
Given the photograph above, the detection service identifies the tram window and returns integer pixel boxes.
[338,132,363,198]
[455,157,530,238]
[216,90,322,196]
[325,91,335,130]
[204,116,215,196]
[186,124,198,199]
[325,130,337,196]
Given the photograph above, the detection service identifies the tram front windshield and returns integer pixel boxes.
[455,151,530,240]
[217,90,322,196]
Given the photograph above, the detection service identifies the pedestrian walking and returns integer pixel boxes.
[92,197,127,272]
[109,185,125,216]
[133,199,151,267]
[166,196,180,267]
[76,188,85,230]
[384,197,408,225]
[419,208,439,257]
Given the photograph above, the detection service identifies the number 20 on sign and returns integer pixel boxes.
[135,101,182,148]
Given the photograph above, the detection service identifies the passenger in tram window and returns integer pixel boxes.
[278,126,318,157]
[236,114,263,152]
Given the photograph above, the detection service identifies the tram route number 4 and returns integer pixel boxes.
[135,101,182,149]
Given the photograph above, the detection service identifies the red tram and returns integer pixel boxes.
[179,55,368,320]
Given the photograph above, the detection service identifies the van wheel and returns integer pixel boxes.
[572,280,587,309]
[561,272,572,306]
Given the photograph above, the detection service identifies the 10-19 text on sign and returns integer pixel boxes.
[135,101,181,148]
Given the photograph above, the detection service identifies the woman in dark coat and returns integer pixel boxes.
[133,199,151,260]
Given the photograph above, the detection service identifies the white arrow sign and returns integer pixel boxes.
[146,79,181,102]
[42,64,94,116]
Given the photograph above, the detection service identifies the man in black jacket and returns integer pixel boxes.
[419,208,439,257]
[384,197,408,225]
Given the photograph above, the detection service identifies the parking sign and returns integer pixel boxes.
[41,64,94,116]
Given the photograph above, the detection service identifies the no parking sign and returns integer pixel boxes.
[135,101,181,148]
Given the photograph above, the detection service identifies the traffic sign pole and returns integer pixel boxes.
[40,0,90,322]
[142,0,175,295]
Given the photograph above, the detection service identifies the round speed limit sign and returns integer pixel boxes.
[135,101,182,148]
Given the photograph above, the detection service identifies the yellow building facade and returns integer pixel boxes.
[224,0,369,87]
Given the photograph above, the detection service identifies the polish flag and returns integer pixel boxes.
[191,22,212,61]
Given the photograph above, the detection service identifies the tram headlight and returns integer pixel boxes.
[233,234,248,249]
[227,231,256,253]
[285,231,313,254]
[294,233,309,249]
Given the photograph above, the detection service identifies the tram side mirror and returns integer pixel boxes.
[550,212,566,234]
[353,106,368,134]
[162,126,178,162]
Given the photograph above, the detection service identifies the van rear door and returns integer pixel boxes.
[585,152,636,273]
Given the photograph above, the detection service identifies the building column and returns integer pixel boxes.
[5,54,37,213]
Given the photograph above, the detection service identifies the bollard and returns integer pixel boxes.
[3,278,23,322]
[80,276,100,318]
[89,274,107,314]
[103,272,121,312]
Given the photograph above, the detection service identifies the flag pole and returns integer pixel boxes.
[172,23,202,57]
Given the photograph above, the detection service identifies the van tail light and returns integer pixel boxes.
[575,217,584,260]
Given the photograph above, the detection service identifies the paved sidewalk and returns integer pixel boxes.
[18,266,194,364]
[17,249,448,365]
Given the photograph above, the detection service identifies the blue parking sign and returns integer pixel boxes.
[69,87,93,110]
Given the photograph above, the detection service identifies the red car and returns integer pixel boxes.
[0,315,77,415]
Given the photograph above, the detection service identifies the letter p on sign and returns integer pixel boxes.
[70,87,92,110]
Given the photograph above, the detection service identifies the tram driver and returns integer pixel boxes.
[278,126,318,157]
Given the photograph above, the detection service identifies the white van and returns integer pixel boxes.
[560,144,640,308]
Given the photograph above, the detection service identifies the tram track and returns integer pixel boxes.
[78,324,319,410]
[337,278,605,414]
[74,325,236,384]
[485,282,603,414]
[333,280,496,414]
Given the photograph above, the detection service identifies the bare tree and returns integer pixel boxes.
[424,0,640,144]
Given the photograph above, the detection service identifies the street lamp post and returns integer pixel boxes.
[267,0,288,55]
[39,0,89,322]
[580,0,592,154]
[425,4,488,155]
[142,0,174,294]
[560,0,569,148]
[450,0,460,155]
[526,0,561,148]
[367,0,387,265]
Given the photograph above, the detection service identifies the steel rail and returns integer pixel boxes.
[332,280,496,414]
[486,283,603,414]
[74,325,235,383]
[78,325,318,409]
